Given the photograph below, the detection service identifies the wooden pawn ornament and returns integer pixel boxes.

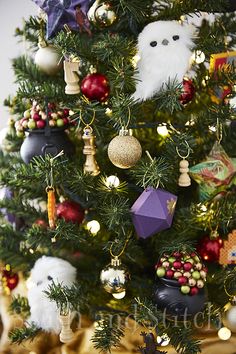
[59,313,74,343]
[176,143,191,187]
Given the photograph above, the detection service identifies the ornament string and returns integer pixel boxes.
[119,107,131,130]
[143,151,160,189]
[176,140,191,160]
[216,117,223,144]
[224,272,236,302]
[109,231,132,259]
[46,151,64,229]
[134,297,157,331]
[80,110,96,129]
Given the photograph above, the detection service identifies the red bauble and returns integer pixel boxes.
[34,219,48,228]
[2,269,19,291]
[178,276,188,285]
[166,269,174,278]
[81,73,110,102]
[190,287,199,296]
[56,200,84,224]
[183,262,193,271]
[197,236,223,262]
[173,261,182,269]
[179,78,195,105]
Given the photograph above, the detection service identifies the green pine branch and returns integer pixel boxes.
[9,295,30,319]
[134,298,201,354]
[44,281,82,314]
[91,311,126,353]
[9,323,40,344]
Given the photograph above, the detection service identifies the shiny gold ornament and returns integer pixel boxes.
[88,0,116,27]
[100,257,130,298]
[82,126,100,176]
[108,128,142,169]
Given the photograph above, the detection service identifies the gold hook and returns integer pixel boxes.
[176,141,191,159]
[109,231,132,259]
[224,272,236,300]
[80,110,96,127]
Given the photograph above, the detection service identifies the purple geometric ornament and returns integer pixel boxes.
[130,186,177,239]
[0,187,16,224]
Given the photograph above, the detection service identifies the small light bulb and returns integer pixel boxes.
[87,220,100,235]
[131,54,141,68]
[195,50,205,64]
[105,108,112,116]
[157,334,170,346]
[112,291,126,299]
[209,126,216,132]
[94,321,104,331]
[218,327,231,340]
[200,205,207,212]
[157,124,169,137]
[26,277,34,290]
[106,175,120,188]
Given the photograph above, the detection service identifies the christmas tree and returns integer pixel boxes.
[0,1,236,353]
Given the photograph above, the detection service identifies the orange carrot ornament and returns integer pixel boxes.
[46,186,56,229]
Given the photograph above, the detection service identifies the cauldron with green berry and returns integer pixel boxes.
[20,127,75,163]
[154,251,207,318]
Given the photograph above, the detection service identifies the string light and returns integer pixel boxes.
[105,108,112,116]
[157,333,170,346]
[112,291,126,299]
[218,327,231,340]
[157,124,169,137]
[105,175,120,188]
[131,54,141,68]
[209,126,216,132]
[192,50,205,64]
[87,220,100,235]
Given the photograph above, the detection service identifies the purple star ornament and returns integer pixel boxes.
[32,0,91,38]
[130,187,177,239]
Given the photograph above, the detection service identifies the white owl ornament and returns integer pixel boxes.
[27,256,77,333]
[132,21,194,101]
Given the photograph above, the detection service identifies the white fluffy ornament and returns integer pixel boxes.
[27,256,76,333]
[132,21,194,101]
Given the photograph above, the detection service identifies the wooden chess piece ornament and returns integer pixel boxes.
[176,143,191,187]
[59,313,74,343]
[63,60,81,95]
[82,125,100,176]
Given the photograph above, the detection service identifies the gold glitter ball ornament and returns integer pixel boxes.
[108,129,142,169]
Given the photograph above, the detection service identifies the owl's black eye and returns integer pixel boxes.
[173,35,180,41]
[47,275,53,281]
[150,41,157,47]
